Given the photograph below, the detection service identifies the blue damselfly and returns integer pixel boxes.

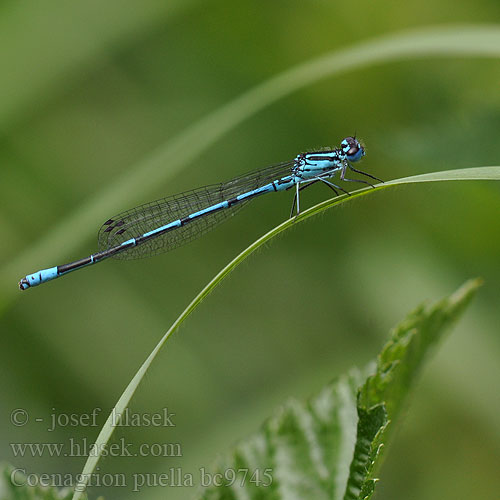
[19,137,381,290]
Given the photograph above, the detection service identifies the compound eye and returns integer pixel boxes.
[347,145,359,156]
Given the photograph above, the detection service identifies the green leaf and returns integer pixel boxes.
[194,279,481,500]
[0,463,78,500]
[200,369,368,500]
[345,278,482,500]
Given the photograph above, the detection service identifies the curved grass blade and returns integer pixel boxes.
[0,1,193,131]
[72,166,499,499]
[5,25,500,306]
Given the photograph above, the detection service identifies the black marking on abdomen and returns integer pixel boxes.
[58,257,92,274]
[307,154,338,162]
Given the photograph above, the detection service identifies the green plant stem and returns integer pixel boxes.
[71,165,500,500]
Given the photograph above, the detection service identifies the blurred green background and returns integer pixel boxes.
[1,1,500,499]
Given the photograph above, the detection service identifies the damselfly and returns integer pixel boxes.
[18,136,381,290]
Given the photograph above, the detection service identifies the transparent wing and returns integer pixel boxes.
[97,161,295,259]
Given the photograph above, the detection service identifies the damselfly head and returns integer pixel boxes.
[341,136,365,162]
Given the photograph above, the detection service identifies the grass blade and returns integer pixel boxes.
[72,166,498,499]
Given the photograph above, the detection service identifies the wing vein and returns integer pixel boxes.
[97,161,294,260]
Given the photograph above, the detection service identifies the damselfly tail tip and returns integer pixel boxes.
[18,278,30,291]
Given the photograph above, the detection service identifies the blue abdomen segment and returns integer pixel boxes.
[142,220,181,238]
[19,267,58,289]
[236,184,275,200]
[269,177,295,193]
[19,254,99,289]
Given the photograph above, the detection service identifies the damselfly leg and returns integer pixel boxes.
[341,161,384,188]
[290,180,316,217]
[289,174,350,218]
